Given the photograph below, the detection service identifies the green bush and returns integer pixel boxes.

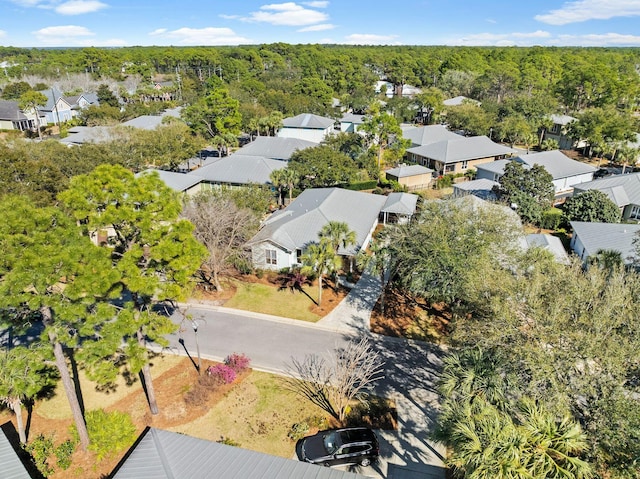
[540,208,563,230]
[71,409,137,461]
[345,180,378,191]
[55,438,77,470]
[436,175,454,188]
[25,434,55,477]
[217,437,241,447]
[287,422,310,441]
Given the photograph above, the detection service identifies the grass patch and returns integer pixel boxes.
[169,371,327,457]
[224,281,321,322]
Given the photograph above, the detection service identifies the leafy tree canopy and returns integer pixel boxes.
[564,189,621,224]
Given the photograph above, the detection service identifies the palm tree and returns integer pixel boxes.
[269,169,286,207]
[0,346,56,443]
[356,239,391,314]
[301,239,341,306]
[280,168,298,205]
[319,221,357,254]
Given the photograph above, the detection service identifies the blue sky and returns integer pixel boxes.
[1,0,640,48]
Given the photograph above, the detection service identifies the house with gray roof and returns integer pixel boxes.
[476,150,596,195]
[137,169,203,195]
[542,114,586,150]
[572,173,640,220]
[380,192,419,224]
[38,88,74,124]
[453,178,500,201]
[122,107,182,130]
[248,188,387,270]
[110,427,368,479]
[526,234,570,264]
[278,113,335,143]
[401,124,462,148]
[236,136,318,161]
[0,100,34,131]
[443,95,480,107]
[407,135,516,176]
[339,113,366,133]
[570,221,640,265]
[0,422,39,479]
[189,155,287,188]
[385,164,433,191]
[60,125,114,145]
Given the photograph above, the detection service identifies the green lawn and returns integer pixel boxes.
[224,281,321,322]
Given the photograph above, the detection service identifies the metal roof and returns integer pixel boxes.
[137,169,203,192]
[248,188,387,254]
[381,192,419,215]
[0,423,32,479]
[475,159,520,175]
[110,428,369,479]
[236,136,318,161]
[339,113,366,125]
[59,125,114,145]
[453,179,499,200]
[550,114,577,126]
[282,113,335,129]
[443,95,480,106]
[189,154,287,185]
[573,172,640,206]
[0,100,28,121]
[385,164,433,178]
[570,221,640,263]
[517,150,596,179]
[407,136,516,164]
[401,125,462,147]
[121,108,182,130]
[526,234,570,264]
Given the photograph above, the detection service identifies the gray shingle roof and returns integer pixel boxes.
[189,154,287,185]
[517,150,596,179]
[111,428,369,479]
[381,192,419,215]
[401,125,462,146]
[137,169,203,192]
[282,113,335,129]
[573,172,640,206]
[0,423,31,479]
[385,164,433,178]
[407,136,516,164]
[0,100,27,121]
[248,188,387,254]
[236,136,318,161]
[570,221,640,263]
[526,234,570,264]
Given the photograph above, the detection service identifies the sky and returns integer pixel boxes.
[1,0,640,48]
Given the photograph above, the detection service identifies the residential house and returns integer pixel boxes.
[401,124,462,148]
[137,169,203,196]
[64,92,98,112]
[247,188,387,270]
[573,173,640,220]
[339,112,366,133]
[407,135,516,176]
[542,114,586,150]
[189,154,287,189]
[235,136,318,161]
[39,89,74,124]
[121,107,182,130]
[0,100,35,131]
[60,125,114,145]
[570,221,640,265]
[277,113,335,143]
[526,233,570,264]
[380,192,419,224]
[0,422,40,479]
[443,95,480,107]
[452,178,500,200]
[476,150,596,196]
[385,164,433,191]
[110,427,369,479]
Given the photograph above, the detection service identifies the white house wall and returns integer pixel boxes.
[553,173,594,193]
[251,241,295,271]
[277,127,329,143]
[570,233,587,261]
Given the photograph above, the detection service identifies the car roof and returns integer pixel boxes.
[338,428,376,444]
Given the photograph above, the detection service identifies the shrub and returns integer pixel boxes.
[217,437,241,447]
[71,409,137,461]
[345,180,378,191]
[224,353,251,373]
[184,383,210,407]
[25,434,55,477]
[540,208,563,230]
[287,422,309,441]
[55,439,76,470]
[207,364,237,384]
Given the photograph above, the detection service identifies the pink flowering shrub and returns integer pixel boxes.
[206,364,236,384]
[224,353,251,373]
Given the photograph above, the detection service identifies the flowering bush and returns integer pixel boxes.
[224,353,251,373]
[207,364,236,384]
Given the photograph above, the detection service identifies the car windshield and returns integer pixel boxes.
[322,431,339,454]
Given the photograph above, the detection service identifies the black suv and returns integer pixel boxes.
[296,427,379,467]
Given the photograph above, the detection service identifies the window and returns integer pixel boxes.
[445,164,455,173]
[630,205,640,219]
[550,124,561,134]
[265,249,277,265]
[296,249,303,263]
[461,160,468,170]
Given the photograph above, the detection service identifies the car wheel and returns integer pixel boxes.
[360,457,371,467]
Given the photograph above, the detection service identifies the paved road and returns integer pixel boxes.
[161,304,447,479]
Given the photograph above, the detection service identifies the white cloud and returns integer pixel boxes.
[219,14,241,20]
[535,0,640,25]
[444,29,640,47]
[297,23,335,32]
[149,27,252,45]
[304,1,328,7]
[32,24,94,45]
[243,2,328,26]
[8,0,45,6]
[344,33,399,45]
[556,32,640,46]
[0,30,6,38]
[55,0,108,15]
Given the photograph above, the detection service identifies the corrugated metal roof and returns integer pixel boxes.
[518,150,596,179]
[526,234,570,264]
[248,188,387,254]
[381,192,419,215]
[443,96,480,106]
[59,125,114,145]
[475,159,519,175]
[111,428,370,479]
[401,125,462,147]
[137,169,203,192]
[573,173,640,206]
[236,137,318,161]
[0,423,32,479]
[570,221,640,263]
[339,113,366,125]
[385,164,433,178]
[190,154,287,185]
[282,113,335,129]
[407,136,516,164]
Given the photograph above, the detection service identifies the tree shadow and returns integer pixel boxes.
[66,348,85,416]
